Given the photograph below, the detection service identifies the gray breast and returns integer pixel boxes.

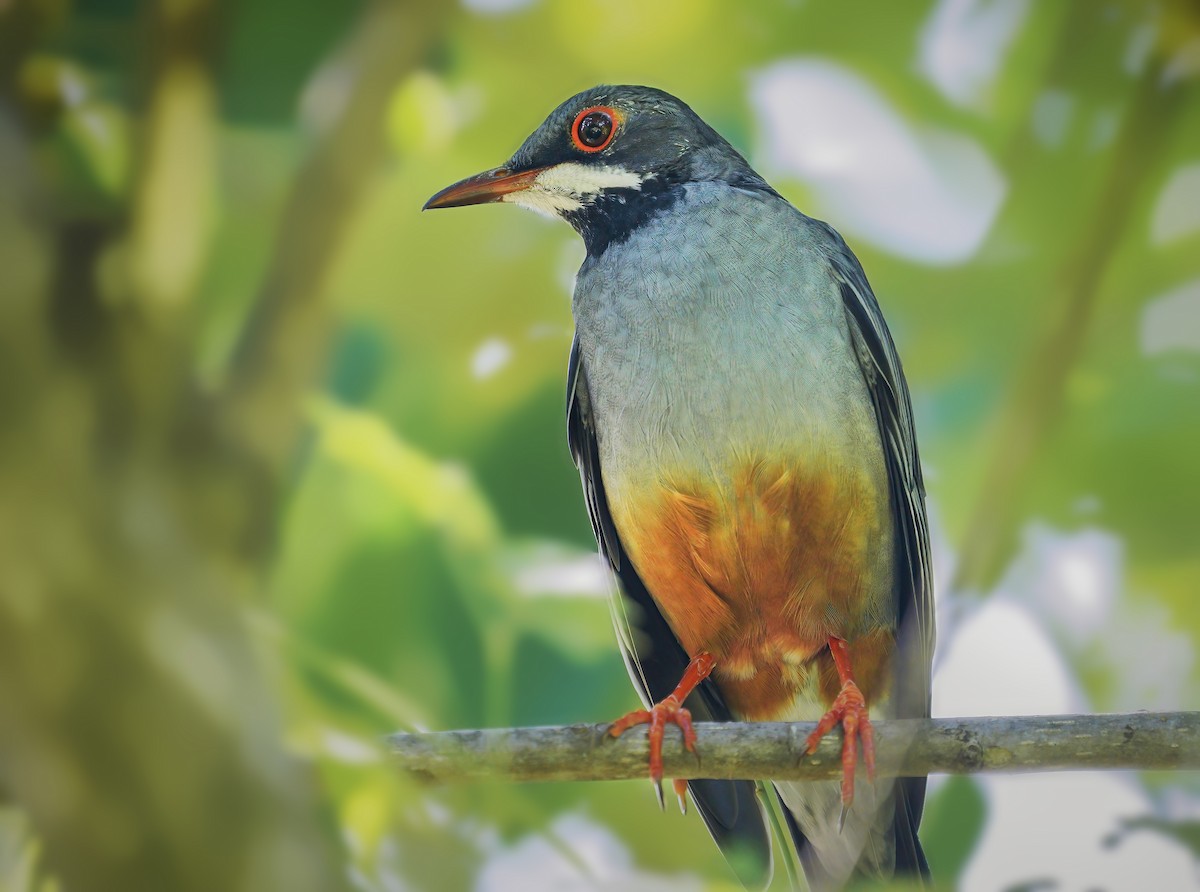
[572,183,883,492]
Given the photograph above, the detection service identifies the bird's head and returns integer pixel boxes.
[424,85,771,254]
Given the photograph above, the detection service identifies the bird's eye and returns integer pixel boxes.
[571,106,617,153]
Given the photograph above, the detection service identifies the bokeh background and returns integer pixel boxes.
[2,0,1199,889]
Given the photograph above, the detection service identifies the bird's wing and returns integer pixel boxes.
[827,235,934,722]
[780,227,934,881]
[566,336,774,890]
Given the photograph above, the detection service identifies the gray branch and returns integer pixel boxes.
[390,712,1200,784]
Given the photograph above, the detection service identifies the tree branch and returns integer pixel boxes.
[390,712,1200,784]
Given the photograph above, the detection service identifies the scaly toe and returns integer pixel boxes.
[807,680,874,809]
[609,697,697,810]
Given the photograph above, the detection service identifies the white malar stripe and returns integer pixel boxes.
[501,163,644,219]
[533,162,644,196]
[502,189,583,217]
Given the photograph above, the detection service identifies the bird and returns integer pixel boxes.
[425,85,934,891]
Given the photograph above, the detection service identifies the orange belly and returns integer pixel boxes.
[612,457,895,720]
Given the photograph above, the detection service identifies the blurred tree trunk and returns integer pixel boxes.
[952,51,1189,594]
[0,1,450,889]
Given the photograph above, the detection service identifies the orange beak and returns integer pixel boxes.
[423,165,550,210]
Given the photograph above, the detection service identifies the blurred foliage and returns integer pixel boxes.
[0,0,1198,890]
[920,776,986,887]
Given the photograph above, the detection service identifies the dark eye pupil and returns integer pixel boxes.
[578,112,612,147]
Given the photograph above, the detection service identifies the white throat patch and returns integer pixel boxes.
[501,162,645,218]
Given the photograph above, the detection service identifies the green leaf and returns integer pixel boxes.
[922,777,988,886]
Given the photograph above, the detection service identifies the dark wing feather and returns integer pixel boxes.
[827,238,934,724]
[566,336,773,890]
[798,227,933,881]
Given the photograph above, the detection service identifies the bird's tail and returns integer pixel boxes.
[892,776,930,880]
[775,775,930,891]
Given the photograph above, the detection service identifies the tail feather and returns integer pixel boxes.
[775,776,930,891]
[892,776,929,879]
[689,777,773,890]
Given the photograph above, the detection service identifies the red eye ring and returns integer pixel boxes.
[571,106,620,153]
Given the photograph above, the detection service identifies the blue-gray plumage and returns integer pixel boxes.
[426,85,933,892]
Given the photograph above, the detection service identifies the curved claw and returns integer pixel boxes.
[673,779,689,815]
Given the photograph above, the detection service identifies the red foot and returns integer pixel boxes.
[805,637,876,810]
[608,652,715,812]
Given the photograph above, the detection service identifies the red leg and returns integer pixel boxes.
[609,652,715,811]
[805,637,876,809]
